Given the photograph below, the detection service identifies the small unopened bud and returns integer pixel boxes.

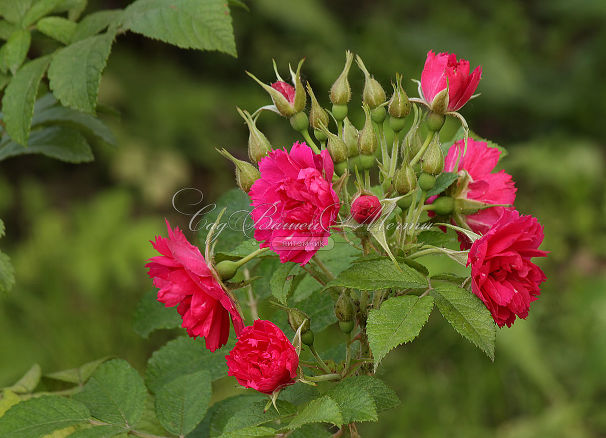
[356,55,386,109]
[418,172,436,191]
[429,88,449,115]
[342,118,359,158]
[215,260,239,281]
[339,320,354,334]
[431,196,454,215]
[288,308,311,334]
[318,123,347,163]
[289,112,309,132]
[306,83,329,130]
[330,50,354,105]
[291,59,307,114]
[426,111,445,132]
[358,104,378,155]
[455,198,510,215]
[301,330,315,346]
[335,292,354,321]
[371,107,386,124]
[237,108,272,163]
[394,165,417,195]
[351,195,382,224]
[388,73,411,119]
[397,191,415,210]
[421,138,444,175]
[217,148,260,192]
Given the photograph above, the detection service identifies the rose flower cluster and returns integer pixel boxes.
[146,49,548,399]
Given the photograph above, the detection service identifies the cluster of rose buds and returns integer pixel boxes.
[146,50,547,397]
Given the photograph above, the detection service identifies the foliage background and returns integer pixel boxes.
[1,0,605,437]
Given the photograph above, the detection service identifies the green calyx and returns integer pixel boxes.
[216,148,260,192]
[306,82,329,130]
[358,104,378,155]
[356,54,386,109]
[237,108,272,163]
[388,73,411,119]
[330,50,354,105]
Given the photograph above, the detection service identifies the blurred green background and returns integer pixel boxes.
[1,0,605,436]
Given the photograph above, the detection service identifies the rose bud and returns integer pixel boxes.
[330,50,354,120]
[351,195,382,224]
[358,104,378,161]
[356,55,386,110]
[226,320,299,394]
[342,117,359,158]
[216,148,260,193]
[236,108,272,164]
[420,50,482,113]
[468,210,547,327]
[421,137,444,175]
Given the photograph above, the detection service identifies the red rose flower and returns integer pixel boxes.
[421,51,482,112]
[249,141,340,266]
[271,81,295,104]
[468,210,548,327]
[351,195,382,224]
[226,320,299,394]
[146,221,244,351]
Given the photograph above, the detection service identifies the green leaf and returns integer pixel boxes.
[31,98,116,146]
[73,359,147,427]
[0,250,15,294]
[287,396,343,430]
[417,230,458,248]
[22,0,60,27]
[342,375,400,413]
[6,364,41,394]
[0,126,94,163]
[0,29,31,74]
[0,218,4,237]
[145,336,233,394]
[48,32,114,113]
[0,21,16,40]
[296,289,337,334]
[217,426,276,438]
[367,295,434,370]
[430,283,496,360]
[72,10,122,42]
[45,357,111,385]
[326,258,427,291]
[2,55,51,145]
[208,395,265,437]
[327,378,378,424]
[133,395,171,437]
[0,1,33,24]
[155,370,211,436]
[66,425,127,438]
[121,0,236,56]
[0,395,90,438]
[0,390,21,418]
[219,400,296,436]
[270,262,299,305]
[288,424,331,438]
[425,172,458,197]
[37,17,77,44]
[133,290,181,338]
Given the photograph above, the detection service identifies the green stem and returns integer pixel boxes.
[235,247,270,268]
[301,264,327,286]
[300,129,321,153]
[409,132,434,167]
[305,373,342,382]
[309,344,332,373]
[312,256,335,280]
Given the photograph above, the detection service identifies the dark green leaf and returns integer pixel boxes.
[72,10,122,42]
[133,290,181,338]
[1,55,50,145]
[342,375,400,413]
[66,425,127,438]
[208,395,265,437]
[219,400,296,436]
[425,172,458,197]
[367,295,434,369]
[45,357,111,385]
[327,378,378,423]
[326,258,427,291]
[287,396,343,430]
[270,262,299,305]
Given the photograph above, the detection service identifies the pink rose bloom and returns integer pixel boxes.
[468,209,548,327]
[271,81,295,104]
[421,51,482,112]
[226,320,299,394]
[249,141,340,265]
[444,138,516,248]
[146,221,244,352]
[351,195,382,224]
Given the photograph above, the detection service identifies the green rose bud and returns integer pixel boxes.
[330,50,354,105]
[216,148,261,193]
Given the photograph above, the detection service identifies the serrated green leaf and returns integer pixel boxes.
[287,396,343,430]
[430,283,496,360]
[0,29,30,74]
[417,229,458,248]
[155,370,211,436]
[289,424,331,438]
[65,425,127,438]
[48,32,114,113]
[121,0,236,56]
[217,239,259,259]
[219,400,296,436]
[367,295,434,370]
[0,126,94,163]
[0,250,15,294]
[37,17,77,44]
[74,359,147,427]
[133,395,171,437]
[326,258,427,291]
[31,99,116,146]
[296,289,337,334]
[327,378,378,424]
[208,395,265,437]
[58,0,88,21]
[45,357,111,385]
[218,426,276,438]
[270,262,298,305]
[145,336,233,394]
[425,172,458,197]
[22,0,60,27]
[342,375,399,413]
[133,290,181,338]
[0,395,90,438]
[2,55,50,145]
[6,364,41,394]
[72,10,122,42]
